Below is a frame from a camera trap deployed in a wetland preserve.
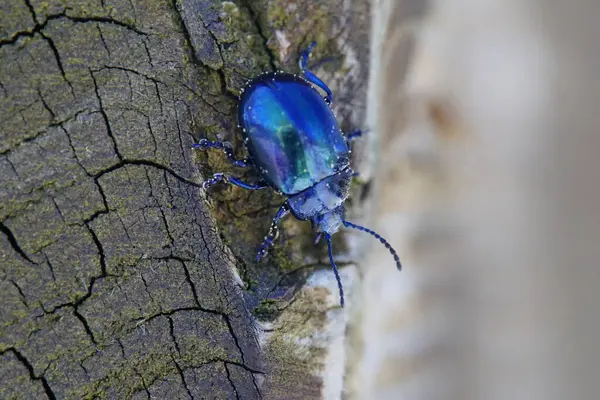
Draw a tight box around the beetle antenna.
[343,221,402,271]
[325,233,344,308]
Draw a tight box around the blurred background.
[348,0,600,399]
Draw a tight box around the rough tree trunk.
[0,0,370,398]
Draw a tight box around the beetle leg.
[202,173,268,191]
[299,41,333,105]
[192,139,249,168]
[256,203,290,261]
[345,129,364,143]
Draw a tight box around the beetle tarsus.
[345,129,365,142]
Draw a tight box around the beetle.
[193,42,401,307]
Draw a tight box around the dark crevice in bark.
[43,252,57,281]
[251,372,263,399]
[50,196,66,223]
[241,2,277,71]
[138,268,156,304]
[142,39,154,67]
[133,368,152,399]
[173,102,188,160]
[63,15,148,36]
[0,221,36,264]
[149,256,266,375]
[142,306,213,324]
[0,13,148,47]
[168,317,194,399]
[85,224,107,276]
[170,0,200,66]
[196,14,225,69]
[116,338,126,358]
[24,0,38,24]
[94,158,203,191]
[178,258,202,306]
[59,124,91,177]
[73,308,98,346]
[222,314,248,366]
[152,81,164,118]
[37,225,111,321]
[172,357,194,399]
[224,360,265,376]
[90,69,123,161]
[48,108,93,128]
[224,362,241,400]
[2,348,57,400]
[168,317,182,356]
[169,0,235,100]
[39,271,106,316]
[96,24,110,56]
[39,32,75,96]
[96,65,162,86]
[36,87,56,119]
[181,82,227,115]
[82,181,110,224]
[9,279,29,308]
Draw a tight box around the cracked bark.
[1,0,370,398]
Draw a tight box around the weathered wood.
[0,0,370,398]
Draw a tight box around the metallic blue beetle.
[193,43,401,307]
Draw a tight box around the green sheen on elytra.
[239,73,349,195]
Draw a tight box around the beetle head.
[312,205,345,236]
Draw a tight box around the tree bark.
[0,0,370,398]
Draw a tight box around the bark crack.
[73,308,98,346]
[9,279,29,308]
[90,69,123,161]
[167,316,194,398]
[0,221,36,264]
[23,0,38,24]
[39,32,75,96]
[241,1,277,71]
[96,24,111,56]
[94,159,202,189]
[1,348,57,400]
[224,362,241,400]
[0,13,148,47]
[37,87,56,119]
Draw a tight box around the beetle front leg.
[345,129,364,143]
[256,203,290,261]
[202,173,268,191]
[192,139,249,168]
[299,41,333,105]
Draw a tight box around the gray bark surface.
[0,0,369,398]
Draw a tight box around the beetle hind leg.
[299,41,333,105]
[192,138,249,168]
[256,204,290,261]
